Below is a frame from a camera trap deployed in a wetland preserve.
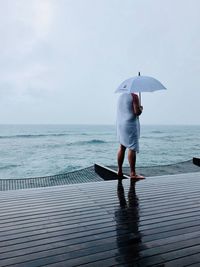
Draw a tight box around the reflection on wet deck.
[0,171,200,266]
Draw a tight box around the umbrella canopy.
[115,75,166,94]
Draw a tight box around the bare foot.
[117,170,124,177]
[130,174,145,179]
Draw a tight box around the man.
[116,93,144,179]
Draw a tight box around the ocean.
[0,124,199,179]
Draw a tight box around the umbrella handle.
[139,92,141,106]
[138,72,141,105]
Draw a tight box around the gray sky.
[0,0,200,125]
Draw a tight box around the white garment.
[116,93,140,152]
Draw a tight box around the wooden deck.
[1,171,200,266]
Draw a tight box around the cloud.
[0,0,55,99]
[0,0,200,124]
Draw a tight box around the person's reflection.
[115,178,141,264]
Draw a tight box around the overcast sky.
[0,0,199,125]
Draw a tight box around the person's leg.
[128,149,136,177]
[128,149,145,179]
[117,144,126,176]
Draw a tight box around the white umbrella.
[115,72,166,104]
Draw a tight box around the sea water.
[0,124,199,179]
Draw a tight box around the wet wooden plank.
[0,171,200,266]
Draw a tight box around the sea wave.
[68,139,107,146]
[0,164,20,170]
[150,130,163,134]
[87,139,106,144]
[0,133,72,139]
